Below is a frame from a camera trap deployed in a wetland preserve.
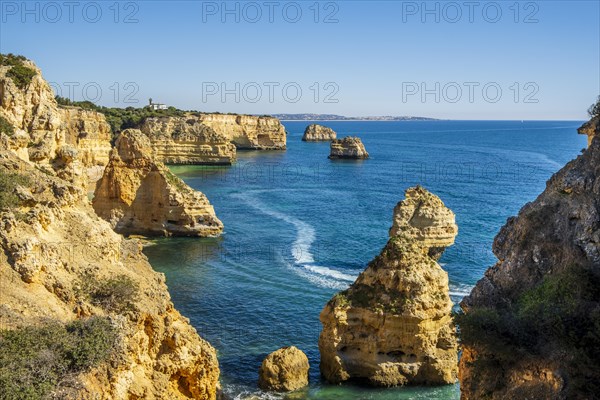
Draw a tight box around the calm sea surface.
[144,120,587,399]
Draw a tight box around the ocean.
[143,120,587,399]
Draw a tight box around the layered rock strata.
[93,129,223,237]
[0,56,112,189]
[197,113,286,150]
[319,186,458,387]
[302,124,336,141]
[139,117,236,164]
[328,136,369,159]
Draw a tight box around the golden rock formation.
[319,186,458,387]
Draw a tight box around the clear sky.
[1,0,599,119]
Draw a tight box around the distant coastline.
[271,114,438,121]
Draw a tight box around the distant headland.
[271,113,438,121]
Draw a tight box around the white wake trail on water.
[232,191,355,290]
[232,191,476,297]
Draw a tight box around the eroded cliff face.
[0,57,112,188]
[319,186,458,387]
[459,134,600,399]
[0,147,220,399]
[140,117,236,165]
[60,107,112,167]
[93,129,223,237]
[578,115,599,147]
[197,113,286,150]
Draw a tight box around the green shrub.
[0,53,36,89]
[0,171,30,209]
[457,266,600,397]
[0,317,116,400]
[0,53,27,67]
[76,274,139,314]
[6,64,36,89]
[588,95,600,118]
[0,115,15,136]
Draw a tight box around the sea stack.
[319,186,458,386]
[302,124,337,141]
[93,129,223,237]
[328,136,369,159]
[258,346,310,392]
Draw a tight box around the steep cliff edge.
[319,186,458,387]
[197,113,286,150]
[93,129,223,237]
[0,147,220,399]
[139,116,236,164]
[459,135,600,399]
[0,55,112,187]
[578,115,599,147]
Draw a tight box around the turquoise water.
[143,121,587,399]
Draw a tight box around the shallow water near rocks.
[143,120,586,399]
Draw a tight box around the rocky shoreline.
[1,54,599,399]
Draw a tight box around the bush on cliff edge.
[456,266,600,397]
[0,317,117,399]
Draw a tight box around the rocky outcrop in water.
[93,129,223,237]
[139,117,236,164]
[578,115,599,147]
[319,186,458,387]
[198,113,286,150]
[328,136,369,159]
[302,124,336,141]
[459,133,600,399]
[0,145,220,399]
[258,346,310,392]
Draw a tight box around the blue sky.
[1,0,599,119]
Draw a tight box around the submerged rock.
[328,136,369,159]
[302,124,337,141]
[258,346,310,392]
[93,129,223,237]
[319,186,458,387]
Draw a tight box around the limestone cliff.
[93,129,223,237]
[319,186,458,387]
[139,116,236,165]
[0,55,112,188]
[60,106,112,167]
[459,135,600,399]
[328,136,369,159]
[578,115,599,147]
[197,113,286,150]
[0,147,220,399]
[302,124,336,141]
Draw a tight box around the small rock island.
[258,346,310,392]
[319,186,458,386]
[328,136,369,159]
[302,124,337,141]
